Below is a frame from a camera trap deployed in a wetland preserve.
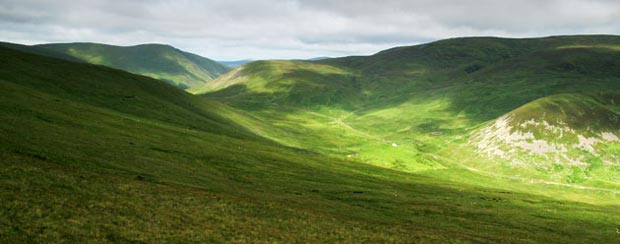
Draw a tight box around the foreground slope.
[32,42,230,89]
[2,46,620,242]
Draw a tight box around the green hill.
[196,35,620,113]
[31,42,230,89]
[189,60,361,109]
[3,36,620,242]
[0,36,620,243]
[193,35,620,181]
[467,94,620,183]
[0,42,83,62]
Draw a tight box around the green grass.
[26,42,230,89]
[3,35,620,243]
[195,35,620,184]
[461,93,620,187]
[190,35,620,236]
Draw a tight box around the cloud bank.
[1,0,619,59]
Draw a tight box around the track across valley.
[307,111,389,144]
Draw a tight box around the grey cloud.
[0,0,619,60]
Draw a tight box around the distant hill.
[31,42,230,89]
[218,59,252,68]
[188,60,358,107]
[219,58,332,68]
[307,56,331,61]
[196,35,620,114]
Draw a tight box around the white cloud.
[0,0,619,60]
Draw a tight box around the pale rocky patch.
[602,132,620,141]
[470,115,620,167]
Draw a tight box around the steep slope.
[33,42,230,89]
[468,94,620,184]
[0,47,251,139]
[3,45,620,242]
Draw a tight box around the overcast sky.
[1,0,619,60]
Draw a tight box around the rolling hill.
[196,35,620,112]
[194,35,620,184]
[468,94,620,183]
[29,42,230,89]
[3,35,620,242]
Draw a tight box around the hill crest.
[33,42,230,89]
[469,94,620,182]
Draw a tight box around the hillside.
[189,60,361,108]
[3,42,620,242]
[32,42,230,89]
[467,94,620,184]
[197,35,620,113]
[194,35,620,183]
[0,42,83,62]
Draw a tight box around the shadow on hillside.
[204,46,620,127]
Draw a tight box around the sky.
[1,0,619,60]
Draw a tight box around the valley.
[2,35,620,243]
[196,36,620,189]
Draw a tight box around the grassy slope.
[197,35,620,114]
[2,45,620,242]
[189,60,359,107]
[462,94,620,187]
[193,35,620,184]
[0,42,83,63]
[32,42,230,89]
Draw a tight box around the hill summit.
[34,42,230,89]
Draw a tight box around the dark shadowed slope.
[197,35,620,117]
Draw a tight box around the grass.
[461,93,620,187]
[195,35,620,184]
[29,42,230,89]
[2,35,620,242]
